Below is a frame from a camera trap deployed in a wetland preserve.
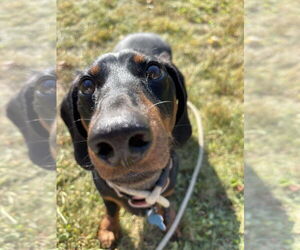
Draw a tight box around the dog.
[6,69,56,170]
[60,33,192,248]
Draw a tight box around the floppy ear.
[165,63,192,146]
[60,85,94,170]
[6,85,55,169]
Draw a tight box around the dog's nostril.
[97,142,114,160]
[129,133,150,152]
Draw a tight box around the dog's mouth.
[129,196,151,208]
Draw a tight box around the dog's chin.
[110,169,163,190]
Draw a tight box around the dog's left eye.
[37,79,56,95]
[80,79,95,95]
[146,65,162,80]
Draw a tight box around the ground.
[245,0,300,249]
[57,0,243,249]
[0,0,56,249]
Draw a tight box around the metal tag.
[147,209,166,231]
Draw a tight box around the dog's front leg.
[158,205,182,240]
[98,199,121,249]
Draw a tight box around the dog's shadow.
[117,137,241,250]
[245,165,294,249]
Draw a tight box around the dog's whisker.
[121,157,131,169]
[25,118,55,123]
[76,139,88,143]
[147,100,173,112]
[77,154,91,163]
[70,118,91,126]
[122,159,127,168]
[120,159,126,168]
[60,119,91,131]
[73,139,88,144]
[126,158,132,168]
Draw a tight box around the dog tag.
[147,209,166,231]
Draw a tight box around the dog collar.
[106,159,173,208]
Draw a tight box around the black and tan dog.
[6,69,56,170]
[61,33,192,248]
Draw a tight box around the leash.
[156,101,204,250]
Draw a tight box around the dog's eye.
[37,79,56,95]
[80,79,95,95]
[146,65,162,80]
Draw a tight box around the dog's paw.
[98,215,120,249]
[98,229,117,249]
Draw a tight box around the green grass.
[57,0,243,249]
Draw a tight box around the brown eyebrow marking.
[89,65,101,75]
[133,54,145,63]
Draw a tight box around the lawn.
[245,0,300,249]
[0,0,56,249]
[57,0,243,249]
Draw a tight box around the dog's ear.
[60,84,94,170]
[6,85,55,169]
[165,63,192,146]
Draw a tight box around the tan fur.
[98,213,120,249]
[81,119,89,131]
[98,196,122,248]
[133,54,145,63]
[111,170,162,189]
[89,65,101,75]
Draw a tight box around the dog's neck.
[106,159,173,208]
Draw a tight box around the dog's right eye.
[79,79,95,95]
[146,65,162,80]
[37,79,56,95]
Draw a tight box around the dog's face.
[61,50,191,189]
[6,70,56,169]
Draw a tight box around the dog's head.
[61,50,191,188]
[6,69,56,169]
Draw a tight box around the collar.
[106,159,173,209]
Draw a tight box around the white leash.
[156,101,204,250]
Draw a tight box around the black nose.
[88,114,152,167]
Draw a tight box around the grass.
[57,0,243,249]
[245,0,300,249]
[0,0,56,249]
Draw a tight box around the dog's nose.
[88,114,152,166]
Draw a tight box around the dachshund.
[60,33,192,248]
